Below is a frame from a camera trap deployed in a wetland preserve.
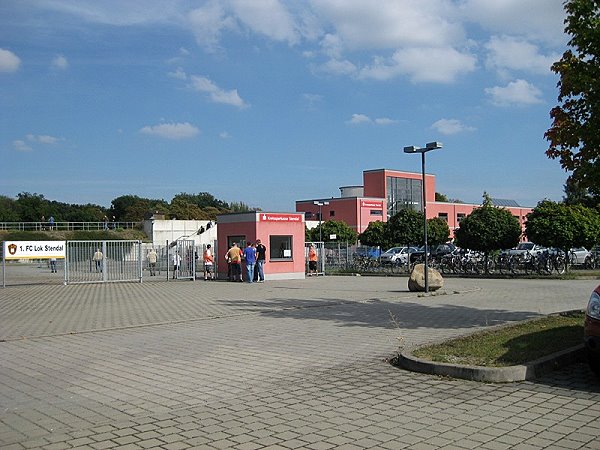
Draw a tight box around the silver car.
[380,246,417,265]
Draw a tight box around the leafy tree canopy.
[545,0,600,201]
[386,208,424,247]
[308,220,358,243]
[427,217,451,247]
[454,193,522,253]
[525,200,600,251]
[358,220,389,249]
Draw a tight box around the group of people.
[225,240,266,283]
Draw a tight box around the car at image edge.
[584,284,600,376]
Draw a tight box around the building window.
[227,235,246,248]
[305,212,314,219]
[370,210,383,216]
[329,210,335,217]
[438,212,448,222]
[457,213,466,223]
[386,176,422,219]
[270,235,293,260]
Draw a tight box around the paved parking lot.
[1,275,599,449]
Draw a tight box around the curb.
[394,344,586,383]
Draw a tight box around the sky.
[0,0,570,211]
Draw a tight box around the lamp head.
[403,145,420,153]
[426,141,443,150]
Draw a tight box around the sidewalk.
[1,277,599,449]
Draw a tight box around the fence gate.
[65,240,142,284]
[168,240,195,280]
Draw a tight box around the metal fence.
[0,221,141,231]
[65,240,142,284]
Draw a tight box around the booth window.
[457,213,466,223]
[438,212,448,223]
[370,210,383,216]
[329,210,335,217]
[270,235,293,260]
[227,235,246,249]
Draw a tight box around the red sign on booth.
[361,201,383,208]
[259,213,303,222]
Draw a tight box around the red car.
[584,285,600,376]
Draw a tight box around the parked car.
[569,247,590,265]
[502,242,545,257]
[353,246,381,260]
[410,243,457,263]
[584,285,600,376]
[380,246,418,265]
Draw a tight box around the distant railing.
[0,221,142,231]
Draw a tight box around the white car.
[569,247,590,265]
[380,246,417,265]
[503,242,545,257]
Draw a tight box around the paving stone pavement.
[1,275,599,449]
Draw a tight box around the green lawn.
[412,311,585,367]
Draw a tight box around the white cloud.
[219,131,231,139]
[485,79,544,106]
[188,0,301,52]
[485,35,559,75]
[189,75,249,108]
[168,67,187,80]
[374,117,398,125]
[431,118,476,135]
[140,122,200,139]
[13,140,32,152]
[346,114,398,125]
[51,54,69,70]
[315,58,357,76]
[458,0,567,45]
[347,114,372,124]
[0,48,21,72]
[312,0,465,51]
[359,47,477,83]
[27,134,61,144]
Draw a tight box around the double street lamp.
[403,141,443,293]
[313,200,329,242]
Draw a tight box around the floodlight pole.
[313,201,329,242]
[403,142,443,293]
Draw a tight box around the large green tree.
[358,220,389,249]
[308,220,358,243]
[545,0,600,201]
[525,200,600,256]
[386,209,424,247]
[427,217,451,247]
[454,194,522,269]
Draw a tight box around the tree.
[454,194,522,271]
[435,192,449,202]
[16,192,49,221]
[525,200,600,266]
[545,0,600,200]
[309,220,358,243]
[0,195,19,221]
[358,221,389,249]
[427,217,450,247]
[386,209,424,247]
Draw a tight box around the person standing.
[147,248,158,276]
[93,248,103,272]
[48,216,55,230]
[254,239,266,282]
[172,251,181,279]
[243,242,257,283]
[203,244,214,280]
[226,242,243,282]
[49,257,57,273]
[308,244,318,276]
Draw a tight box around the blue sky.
[1,0,569,211]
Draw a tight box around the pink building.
[296,169,532,238]
[216,212,306,280]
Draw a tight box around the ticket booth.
[216,212,306,280]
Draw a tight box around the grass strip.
[412,311,585,367]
